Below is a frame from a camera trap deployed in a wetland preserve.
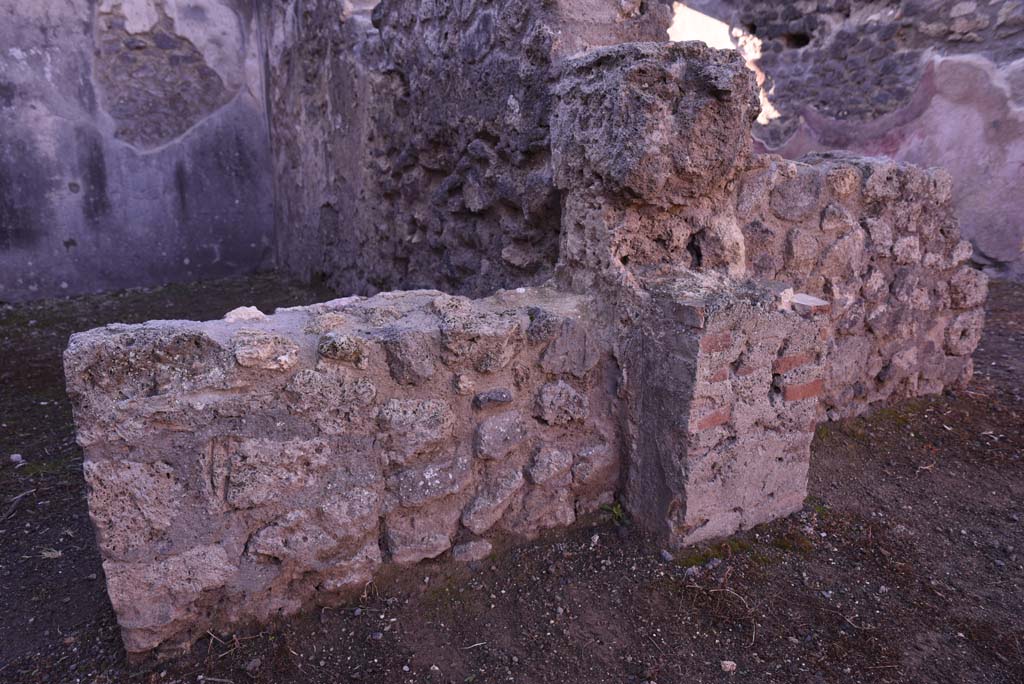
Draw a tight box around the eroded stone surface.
[265,0,675,298]
[553,42,988,420]
[67,286,614,654]
[65,38,987,658]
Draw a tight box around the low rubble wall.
[65,287,619,653]
[736,153,987,417]
[64,40,987,657]
[65,272,827,655]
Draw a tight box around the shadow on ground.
[1,276,1021,684]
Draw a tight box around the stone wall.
[64,287,619,653]
[64,265,830,655]
[64,40,987,657]
[683,0,1024,280]
[550,41,985,419]
[264,0,675,297]
[0,0,274,302]
[735,153,984,417]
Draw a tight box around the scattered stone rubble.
[65,40,986,657]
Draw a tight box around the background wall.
[5,0,1016,303]
[0,0,274,303]
[682,0,1024,280]
[264,0,674,299]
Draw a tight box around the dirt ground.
[1,275,1021,684]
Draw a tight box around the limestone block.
[223,438,331,509]
[452,539,493,562]
[104,545,236,653]
[387,454,474,508]
[462,466,526,534]
[572,443,620,514]
[385,500,464,565]
[377,399,454,465]
[526,446,573,485]
[83,459,184,558]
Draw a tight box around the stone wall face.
[684,0,1024,280]
[735,152,985,417]
[264,0,674,297]
[64,266,827,657]
[0,0,274,302]
[64,39,987,657]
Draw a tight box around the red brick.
[772,352,814,375]
[699,332,732,353]
[696,406,732,431]
[735,364,759,377]
[708,367,729,383]
[782,378,825,402]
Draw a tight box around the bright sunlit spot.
[667,2,733,48]
[668,2,781,124]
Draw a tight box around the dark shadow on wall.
[0,0,276,303]
[75,127,112,228]
[0,136,54,251]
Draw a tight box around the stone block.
[621,271,824,548]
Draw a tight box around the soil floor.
[0,274,1021,684]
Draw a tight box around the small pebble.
[660,549,674,562]
[721,660,737,673]
[370,631,383,640]
[452,539,493,562]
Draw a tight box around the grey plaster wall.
[0,0,274,303]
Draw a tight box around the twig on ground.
[842,614,872,631]
[709,587,750,611]
[4,488,36,519]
